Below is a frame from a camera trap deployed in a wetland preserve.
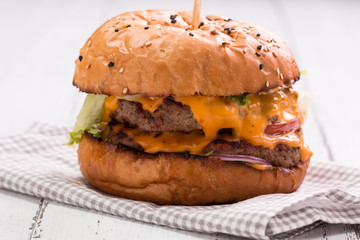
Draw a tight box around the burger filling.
[69,87,312,169]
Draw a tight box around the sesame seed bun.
[73,10,300,97]
[78,135,309,205]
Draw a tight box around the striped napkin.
[0,123,359,239]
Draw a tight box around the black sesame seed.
[154,133,162,138]
[108,61,115,67]
[231,28,236,30]
[206,16,212,21]
[256,32,261,37]
[259,63,264,70]
[144,26,149,30]
[171,19,177,24]
[226,29,231,34]
[268,38,273,42]
[224,18,232,22]
[115,29,119,32]
[185,28,189,31]
[257,45,262,50]
[78,56,83,62]
[198,22,204,28]
[222,42,227,45]
[126,24,131,28]
[255,52,261,57]
[170,14,177,20]
[189,32,194,37]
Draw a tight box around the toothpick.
[191,0,202,30]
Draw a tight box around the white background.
[0,0,359,239]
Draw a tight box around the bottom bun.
[78,135,310,205]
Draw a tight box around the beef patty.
[108,129,301,168]
[108,98,301,168]
[110,97,201,133]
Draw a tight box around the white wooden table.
[1,0,359,239]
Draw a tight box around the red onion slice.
[208,154,271,165]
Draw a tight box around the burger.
[69,10,312,205]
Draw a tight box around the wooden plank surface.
[0,0,359,239]
[0,189,42,240]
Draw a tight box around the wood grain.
[0,189,42,240]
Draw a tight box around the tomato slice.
[264,117,300,136]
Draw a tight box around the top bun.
[73,10,300,97]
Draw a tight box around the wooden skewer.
[191,0,202,30]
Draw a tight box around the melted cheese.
[101,96,119,122]
[102,89,312,162]
[133,96,163,113]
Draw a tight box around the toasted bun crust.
[73,10,300,97]
[78,135,310,205]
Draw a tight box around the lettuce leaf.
[300,70,308,76]
[67,94,106,145]
[231,94,251,106]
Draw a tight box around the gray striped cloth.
[0,123,359,239]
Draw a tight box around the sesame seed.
[126,24,131,28]
[119,68,124,73]
[206,16,212,21]
[267,38,273,43]
[188,32,194,37]
[266,81,269,87]
[210,30,218,35]
[171,19,177,24]
[86,64,91,69]
[115,29,119,32]
[145,41,152,46]
[243,28,250,33]
[280,73,284,80]
[78,56,83,62]
[108,61,114,67]
[170,14,177,20]
[224,18,232,22]
[144,26,149,30]
[264,45,269,52]
[256,32,261,37]
[222,42,227,45]
[277,68,280,75]
[257,45,262,50]
[123,88,128,94]
[243,48,247,53]
[231,28,236,31]
[259,64,264,70]
[231,38,236,42]
[272,52,278,57]
[155,24,162,29]
[255,52,261,57]
[198,22,204,28]
[185,28,189,31]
